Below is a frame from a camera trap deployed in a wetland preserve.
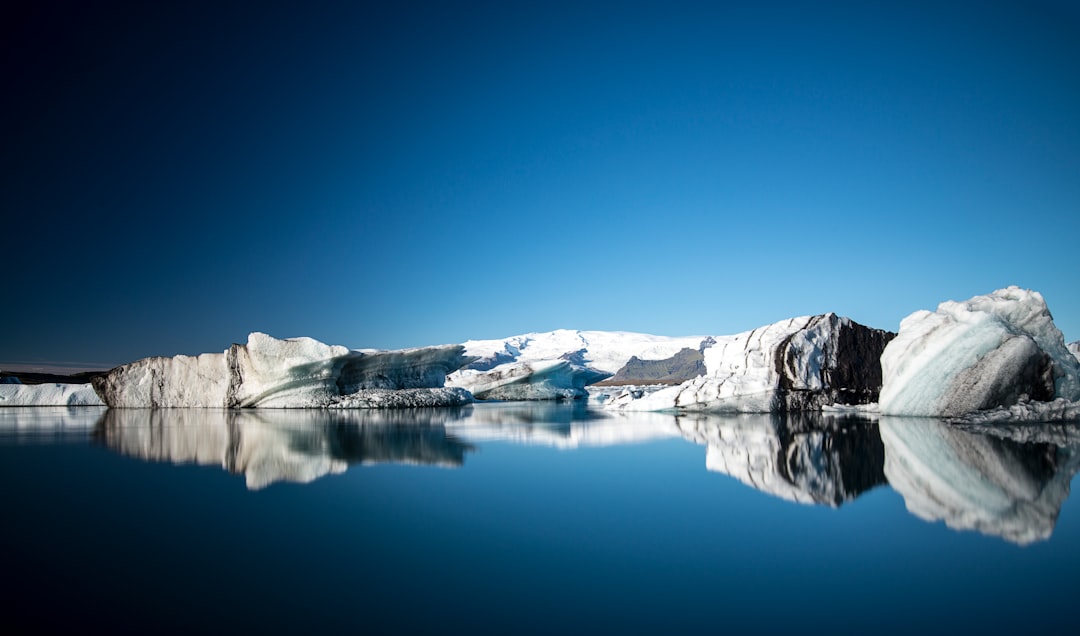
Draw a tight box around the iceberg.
[879,287,1080,418]
[879,416,1080,544]
[447,329,710,400]
[606,314,894,412]
[91,332,473,408]
[1069,340,1080,363]
[0,382,105,406]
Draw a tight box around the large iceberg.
[447,329,709,400]
[606,314,894,412]
[92,332,473,408]
[879,287,1080,418]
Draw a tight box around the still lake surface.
[3,403,1079,634]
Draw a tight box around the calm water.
[2,403,1079,634]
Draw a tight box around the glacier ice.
[879,287,1080,418]
[447,329,709,400]
[91,332,473,408]
[606,313,894,412]
[0,382,105,406]
[879,416,1080,544]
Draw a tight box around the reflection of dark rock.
[879,416,1080,545]
[94,408,474,489]
[676,412,886,506]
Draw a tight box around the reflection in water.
[447,402,683,448]
[95,408,475,489]
[677,413,886,506]
[879,416,1080,545]
[0,406,104,444]
[4,405,1080,543]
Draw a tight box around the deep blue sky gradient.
[3,0,1079,369]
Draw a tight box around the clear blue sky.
[3,0,1079,370]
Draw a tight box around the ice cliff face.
[447,329,709,400]
[677,413,886,506]
[879,416,1080,545]
[1069,341,1080,363]
[92,332,472,408]
[607,314,894,412]
[879,287,1080,418]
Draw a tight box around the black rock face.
[775,314,896,411]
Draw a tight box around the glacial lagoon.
[3,403,1079,633]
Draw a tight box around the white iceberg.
[606,314,893,412]
[448,329,709,400]
[92,332,473,408]
[0,382,105,406]
[879,287,1080,418]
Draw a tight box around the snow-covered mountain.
[447,329,710,400]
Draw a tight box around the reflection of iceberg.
[444,402,682,448]
[96,408,475,489]
[0,406,104,443]
[879,416,1080,545]
[677,413,886,506]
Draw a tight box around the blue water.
[2,404,1078,634]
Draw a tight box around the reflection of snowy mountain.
[676,413,886,506]
[444,402,683,448]
[96,408,474,489]
[879,416,1080,545]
